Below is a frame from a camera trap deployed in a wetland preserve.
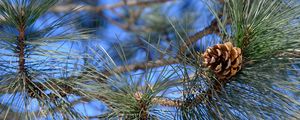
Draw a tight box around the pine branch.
[177,19,219,56]
[277,50,300,57]
[152,97,182,107]
[96,19,223,80]
[17,22,26,74]
[50,0,175,12]
[101,59,179,77]
[176,0,227,56]
[131,74,225,108]
[0,59,179,95]
[28,18,224,104]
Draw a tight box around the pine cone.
[202,42,242,80]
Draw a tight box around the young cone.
[202,42,242,80]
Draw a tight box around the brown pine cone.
[202,42,242,80]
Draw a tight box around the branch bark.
[17,20,26,74]
[18,28,26,73]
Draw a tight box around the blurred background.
[55,0,217,117]
[1,0,299,119]
[45,0,221,118]
[0,0,223,119]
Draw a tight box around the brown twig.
[17,11,26,74]
[152,97,182,107]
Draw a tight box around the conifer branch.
[50,0,175,12]
[96,18,223,80]
[177,19,219,56]
[125,72,226,108]
[101,59,179,77]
